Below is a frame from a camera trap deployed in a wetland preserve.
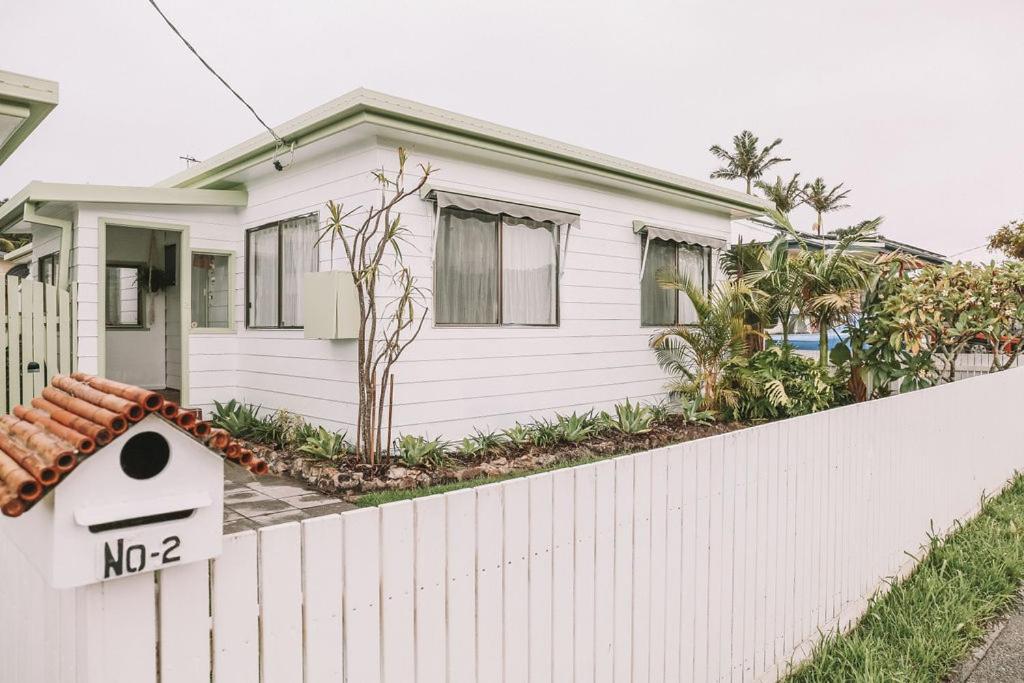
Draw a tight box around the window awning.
[632,220,727,249]
[426,188,580,227]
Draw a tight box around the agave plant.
[555,411,601,443]
[297,427,350,460]
[502,423,532,448]
[395,435,450,469]
[601,399,655,435]
[529,418,564,447]
[210,400,263,438]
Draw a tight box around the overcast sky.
[2,1,1022,259]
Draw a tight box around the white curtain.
[641,238,677,326]
[502,217,557,325]
[435,208,499,324]
[678,244,706,325]
[281,215,319,327]
[248,226,279,327]
[192,253,229,328]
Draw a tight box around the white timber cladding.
[63,134,732,437]
[0,368,1022,681]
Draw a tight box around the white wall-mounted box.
[303,271,359,340]
[0,414,223,588]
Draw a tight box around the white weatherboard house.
[0,90,768,438]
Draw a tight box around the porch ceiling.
[0,70,58,166]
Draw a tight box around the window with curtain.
[435,208,558,326]
[246,213,319,328]
[191,252,231,329]
[38,252,59,286]
[106,265,143,328]
[640,238,710,326]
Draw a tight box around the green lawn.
[786,473,1024,682]
[354,454,604,507]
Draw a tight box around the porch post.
[23,202,72,292]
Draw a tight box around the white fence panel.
[2,368,1024,682]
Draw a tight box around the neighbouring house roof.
[737,217,948,265]
[0,70,58,166]
[156,88,770,217]
[0,373,264,518]
[0,181,248,233]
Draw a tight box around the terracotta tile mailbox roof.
[0,373,266,518]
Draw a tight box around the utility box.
[1,414,224,588]
[303,271,359,340]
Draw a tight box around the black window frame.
[433,207,561,328]
[105,262,146,330]
[244,212,319,330]
[639,236,714,328]
[38,251,59,286]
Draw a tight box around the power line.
[146,0,285,146]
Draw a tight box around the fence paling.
[1,367,1022,683]
[0,278,75,414]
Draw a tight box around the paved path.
[952,599,1024,682]
[222,461,356,533]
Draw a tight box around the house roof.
[0,70,58,166]
[739,217,948,265]
[0,373,265,518]
[155,88,770,217]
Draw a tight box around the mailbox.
[0,373,262,588]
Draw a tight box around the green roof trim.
[0,70,58,166]
[156,89,769,216]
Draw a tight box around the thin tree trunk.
[819,321,829,367]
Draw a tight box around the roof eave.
[156,90,769,217]
[0,71,59,166]
[0,182,248,232]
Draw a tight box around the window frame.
[639,236,714,328]
[37,251,58,286]
[104,262,146,330]
[244,212,319,330]
[189,249,236,334]
[433,207,561,328]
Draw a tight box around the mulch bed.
[241,416,749,502]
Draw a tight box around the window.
[640,238,710,326]
[191,252,231,330]
[38,252,58,286]
[246,213,319,328]
[434,207,559,325]
[106,265,144,328]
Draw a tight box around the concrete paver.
[222,461,356,532]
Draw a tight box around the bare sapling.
[318,148,434,462]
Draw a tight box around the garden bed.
[238,416,746,504]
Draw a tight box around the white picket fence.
[1,367,1023,683]
[950,352,1021,382]
[0,275,75,411]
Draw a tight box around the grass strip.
[355,454,605,507]
[787,473,1024,682]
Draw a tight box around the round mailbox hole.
[120,431,170,480]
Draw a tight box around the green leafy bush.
[724,344,851,421]
[296,427,350,461]
[601,399,655,435]
[211,400,263,438]
[396,435,450,468]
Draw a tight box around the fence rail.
[1,367,1022,682]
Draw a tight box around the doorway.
[100,220,189,405]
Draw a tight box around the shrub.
[395,435,449,469]
[724,344,850,421]
[296,427,350,461]
[211,400,263,438]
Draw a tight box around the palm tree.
[709,131,789,195]
[724,234,801,345]
[778,210,879,365]
[649,276,754,412]
[801,178,851,234]
[754,173,804,215]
